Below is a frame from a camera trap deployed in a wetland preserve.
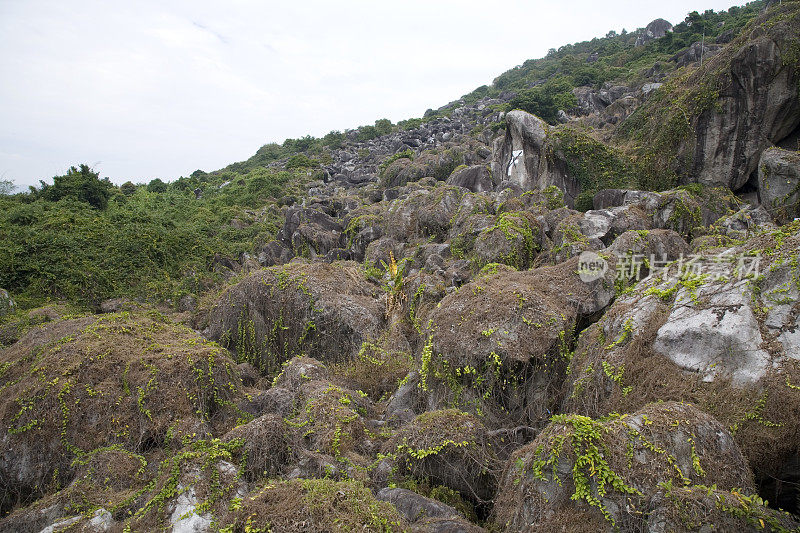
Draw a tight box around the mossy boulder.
[494,402,755,532]
[205,261,383,375]
[0,312,243,514]
[563,225,800,513]
[217,478,409,532]
[424,255,616,426]
[386,410,500,504]
[473,211,542,270]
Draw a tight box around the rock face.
[692,31,800,190]
[494,402,754,531]
[491,110,581,206]
[635,18,673,47]
[678,8,799,191]
[759,147,800,224]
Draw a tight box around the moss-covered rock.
[424,254,616,426]
[0,312,243,513]
[494,402,755,532]
[387,409,500,504]
[218,478,409,532]
[205,261,383,375]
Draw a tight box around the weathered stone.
[758,147,800,224]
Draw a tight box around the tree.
[44,164,113,209]
[507,78,577,124]
[120,181,137,196]
[147,178,168,193]
[374,118,393,136]
[0,179,15,195]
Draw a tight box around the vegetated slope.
[2,1,800,532]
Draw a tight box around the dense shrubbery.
[0,165,305,308]
[35,164,114,209]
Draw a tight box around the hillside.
[1,1,800,531]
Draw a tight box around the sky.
[0,0,745,188]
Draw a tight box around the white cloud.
[0,0,744,187]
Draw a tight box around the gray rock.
[653,276,772,386]
[257,240,293,267]
[758,147,800,224]
[445,165,493,193]
[635,18,673,47]
[671,41,722,68]
[0,289,14,318]
[641,82,663,96]
[688,32,800,190]
[491,110,581,207]
[377,487,461,523]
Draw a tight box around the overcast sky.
[1,0,744,188]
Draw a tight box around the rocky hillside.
[1,1,800,532]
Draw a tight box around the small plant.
[381,252,409,319]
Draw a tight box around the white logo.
[577,251,608,283]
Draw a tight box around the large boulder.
[0,313,243,514]
[759,147,800,224]
[562,226,800,512]
[491,111,581,206]
[204,261,384,374]
[446,165,494,193]
[635,18,673,47]
[424,254,616,426]
[494,402,755,532]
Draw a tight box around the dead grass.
[217,478,409,532]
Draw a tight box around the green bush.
[40,165,114,210]
[146,178,168,193]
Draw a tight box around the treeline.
[0,164,308,308]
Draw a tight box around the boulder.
[446,165,494,193]
[386,410,499,504]
[0,313,242,514]
[472,211,542,270]
[221,414,298,481]
[205,261,383,374]
[562,228,800,511]
[491,110,581,206]
[758,147,800,224]
[494,402,754,531]
[377,487,462,523]
[635,18,673,47]
[425,254,616,425]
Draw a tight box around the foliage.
[37,165,114,210]
[507,77,577,124]
[0,164,301,307]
